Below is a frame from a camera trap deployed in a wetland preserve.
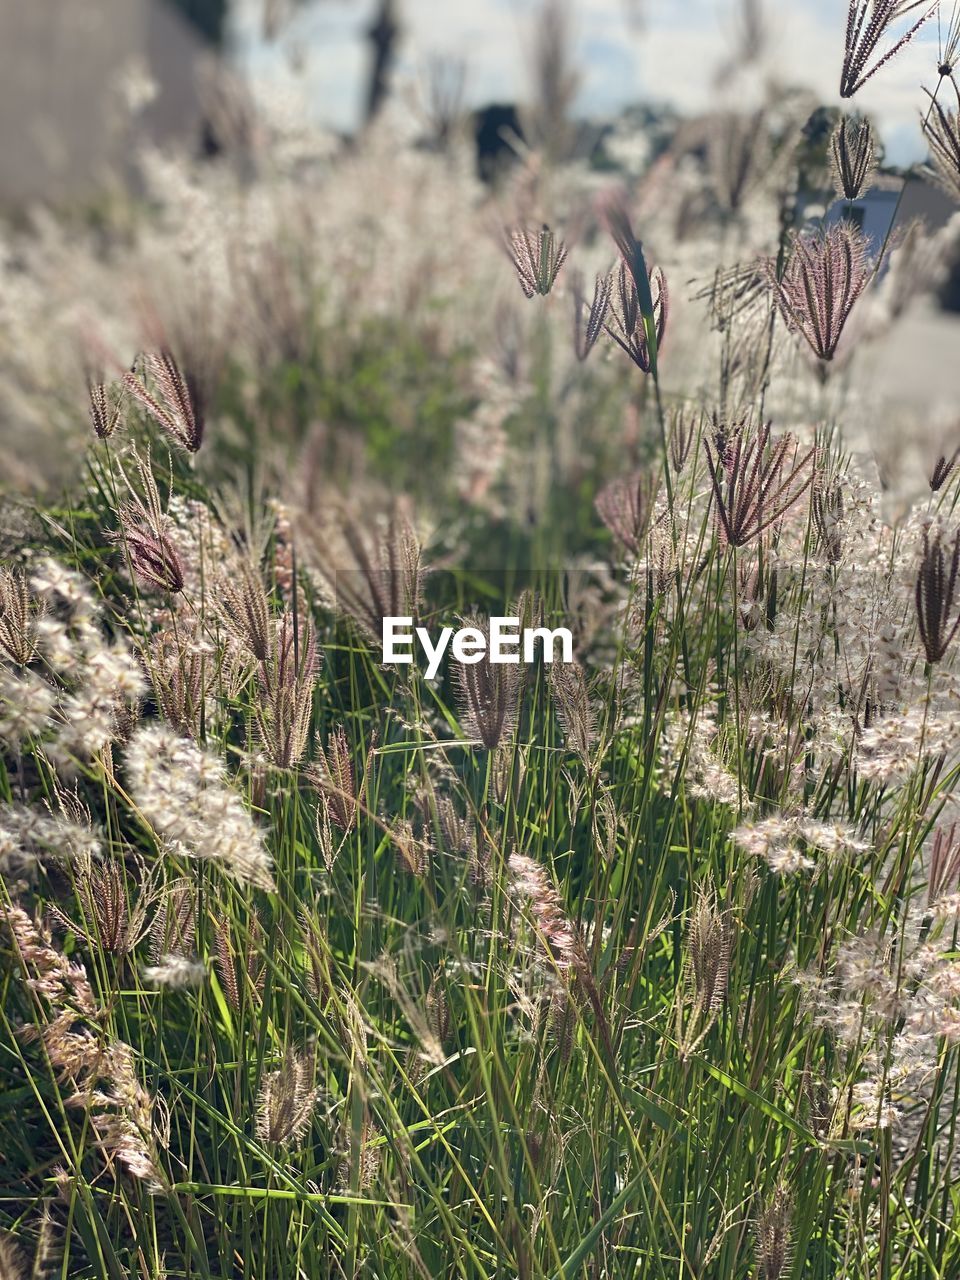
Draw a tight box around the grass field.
[3,3,960,1277]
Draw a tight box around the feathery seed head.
[111,450,186,593]
[571,269,612,360]
[453,614,520,750]
[704,422,815,548]
[0,569,43,667]
[601,194,668,375]
[115,508,185,594]
[506,224,568,298]
[770,222,870,363]
[756,1183,793,1279]
[149,882,197,962]
[216,562,272,661]
[930,444,960,491]
[311,724,374,834]
[86,374,124,441]
[812,467,846,564]
[841,1,936,98]
[325,509,425,645]
[688,887,731,1020]
[255,1049,321,1149]
[213,911,266,1012]
[123,349,204,453]
[678,885,732,1058]
[548,660,595,765]
[508,851,582,979]
[255,612,319,769]
[922,80,960,202]
[426,969,451,1047]
[48,852,157,957]
[668,409,698,474]
[390,816,431,878]
[125,724,275,891]
[594,469,657,555]
[147,631,209,739]
[142,954,205,989]
[0,1232,28,1280]
[915,522,960,663]
[605,259,669,374]
[929,822,960,905]
[830,114,877,200]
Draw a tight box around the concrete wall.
[0,0,207,209]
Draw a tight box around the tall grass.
[3,3,960,1277]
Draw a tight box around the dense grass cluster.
[4,2,960,1277]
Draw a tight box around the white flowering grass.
[5,39,960,1280]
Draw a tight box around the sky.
[232,0,959,165]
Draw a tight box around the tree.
[164,0,230,45]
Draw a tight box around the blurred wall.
[0,0,208,210]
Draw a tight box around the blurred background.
[3,0,956,206]
[0,0,958,519]
[233,0,955,164]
